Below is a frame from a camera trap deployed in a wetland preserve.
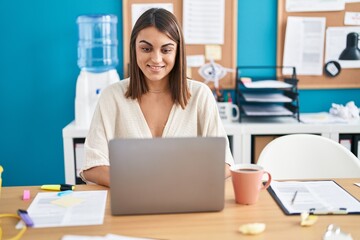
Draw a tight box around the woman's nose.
[151,50,162,63]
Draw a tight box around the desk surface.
[1,179,359,240]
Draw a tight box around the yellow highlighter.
[41,184,75,191]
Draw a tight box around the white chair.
[257,134,360,180]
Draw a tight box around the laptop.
[109,137,226,215]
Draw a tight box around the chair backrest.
[257,134,360,180]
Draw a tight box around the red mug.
[230,164,272,205]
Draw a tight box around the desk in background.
[1,178,359,239]
[63,117,360,185]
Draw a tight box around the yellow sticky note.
[205,45,222,60]
[51,196,84,207]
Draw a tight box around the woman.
[80,8,233,187]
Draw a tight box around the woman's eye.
[162,48,173,54]
[141,47,151,52]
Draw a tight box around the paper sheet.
[286,0,345,12]
[300,112,349,124]
[325,27,360,68]
[282,16,326,76]
[186,55,205,67]
[242,93,292,102]
[243,80,293,89]
[18,190,107,228]
[62,233,154,240]
[269,181,360,215]
[242,105,293,116]
[344,12,360,25]
[131,4,174,27]
[183,0,224,44]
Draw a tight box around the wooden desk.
[1,179,359,240]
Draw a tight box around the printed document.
[183,0,224,44]
[282,17,326,76]
[17,190,107,228]
[325,27,360,69]
[269,181,360,215]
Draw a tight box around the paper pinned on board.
[282,17,326,76]
[325,27,360,69]
[286,0,345,12]
[344,12,360,25]
[131,3,173,27]
[183,0,225,44]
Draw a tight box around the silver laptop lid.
[109,137,226,215]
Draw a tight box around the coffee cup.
[217,102,240,123]
[230,164,272,205]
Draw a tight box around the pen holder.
[217,102,240,123]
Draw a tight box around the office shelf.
[235,66,300,122]
[63,118,360,184]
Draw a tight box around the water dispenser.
[75,14,120,128]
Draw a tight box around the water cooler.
[75,14,120,128]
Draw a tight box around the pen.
[309,208,348,215]
[41,184,75,191]
[291,191,298,205]
[17,209,34,227]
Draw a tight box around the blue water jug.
[77,14,118,73]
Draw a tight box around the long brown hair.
[125,8,190,109]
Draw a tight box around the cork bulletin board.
[122,0,238,89]
[276,0,360,89]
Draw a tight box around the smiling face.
[135,26,177,84]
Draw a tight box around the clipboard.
[268,180,360,215]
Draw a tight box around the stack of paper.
[242,80,293,89]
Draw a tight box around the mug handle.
[231,104,240,121]
[261,171,272,190]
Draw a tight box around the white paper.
[345,12,360,25]
[186,55,205,67]
[20,190,107,228]
[243,80,293,89]
[282,17,326,76]
[300,112,349,124]
[242,105,293,116]
[286,0,345,12]
[325,27,360,68]
[242,93,292,102]
[270,181,360,214]
[62,233,154,240]
[183,0,224,44]
[131,4,173,27]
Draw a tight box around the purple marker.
[17,209,34,227]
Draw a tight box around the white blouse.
[80,78,234,176]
